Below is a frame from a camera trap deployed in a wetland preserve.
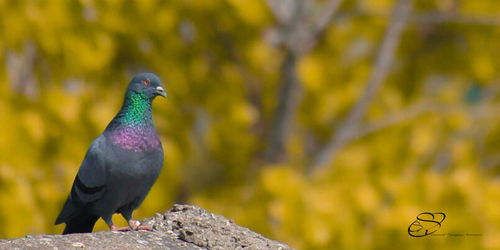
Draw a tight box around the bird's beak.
[156,86,167,97]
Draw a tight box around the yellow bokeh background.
[1,0,500,249]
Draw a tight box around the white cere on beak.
[156,86,167,97]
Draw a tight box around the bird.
[55,72,167,234]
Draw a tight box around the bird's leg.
[121,210,152,231]
[128,219,152,231]
[104,215,131,232]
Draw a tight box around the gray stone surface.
[0,204,292,250]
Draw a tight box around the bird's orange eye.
[143,80,150,85]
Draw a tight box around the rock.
[0,204,293,250]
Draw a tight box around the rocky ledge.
[0,204,292,250]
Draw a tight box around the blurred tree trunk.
[264,0,344,162]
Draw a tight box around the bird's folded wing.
[71,135,108,203]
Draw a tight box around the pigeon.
[55,73,167,234]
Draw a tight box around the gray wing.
[70,135,108,203]
[55,135,109,224]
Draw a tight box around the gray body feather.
[55,134,163,233]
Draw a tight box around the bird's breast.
[107,127,161,153]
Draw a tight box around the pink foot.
[136,225,152,231]
[110,224,131,232]
[129,220,152,231]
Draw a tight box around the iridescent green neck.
[113,91,153,128]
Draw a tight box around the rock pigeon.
[55,73,167,234]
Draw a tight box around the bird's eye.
[143,80,150,86]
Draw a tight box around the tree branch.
[313,0,344,35]
[332,9,500,27]
[354,101,430,140]
[311,0,413,174]
[412,12,500,26]
[265,0,300,26]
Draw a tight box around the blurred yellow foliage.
[0,1,500,250]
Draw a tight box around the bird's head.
[127,72,167,100]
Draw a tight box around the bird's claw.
[108,221,152,232]
[129,220,152,231]
[110,224,132,232]
[136,225,153,231]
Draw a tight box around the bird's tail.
[62,211,99,234]
[55,199,99,234]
